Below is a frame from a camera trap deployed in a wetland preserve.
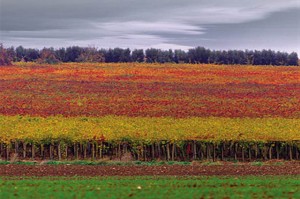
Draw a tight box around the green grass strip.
[0,176,299,199]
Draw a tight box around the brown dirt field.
[1,162,300,176]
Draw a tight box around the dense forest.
[0,44,299,66]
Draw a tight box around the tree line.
[1,44,299,66]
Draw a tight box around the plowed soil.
[1,162,300,176]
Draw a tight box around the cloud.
[0,0,299,53]
[98,21,204,36]
[2,0,299,30]
[173,0,300,24]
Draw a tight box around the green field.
[0,176,299,199]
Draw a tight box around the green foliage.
[0,161,10,165]
[251,161,264,166]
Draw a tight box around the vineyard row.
[1,140,299,162]
[1,116,299,142]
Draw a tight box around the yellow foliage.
[0,115,299,143]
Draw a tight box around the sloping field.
[0,63,299,118]
[0,63,299,161]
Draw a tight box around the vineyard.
[0,62,299,161]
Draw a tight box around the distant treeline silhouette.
[1,44,299,66]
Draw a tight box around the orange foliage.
[0,63,299,118]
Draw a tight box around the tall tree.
[25,48,40,62]
[287,52,299,66]
[0,44,13,65]
[76,47,105,63]
[5,47,16,62]
[145,48,159,63]
[120,48,131,62]
[55,48,67,62]
[188,47,210,64]
[15,46,26,61]
[174,49,188,63]
[37,48,60,64]
[65,46,82,62]
[131,49,144,62]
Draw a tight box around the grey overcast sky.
[0,0,299,54]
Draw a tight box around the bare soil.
[1,162,300,176]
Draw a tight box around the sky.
[0,0,300,54]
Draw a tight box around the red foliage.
[0,63,299,118]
